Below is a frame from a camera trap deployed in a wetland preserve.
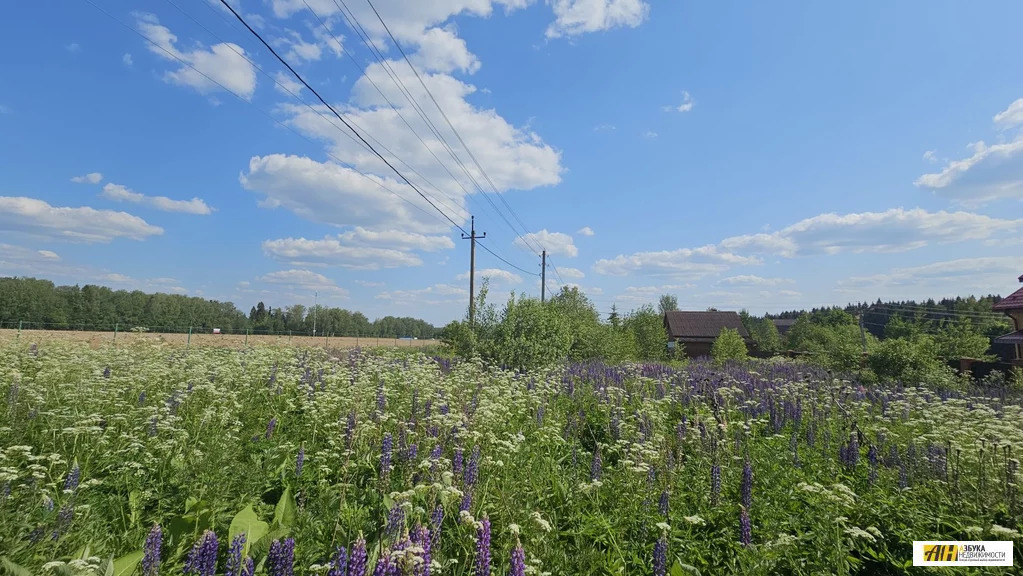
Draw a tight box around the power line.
[215,0,467,233]
[363,0,547,257]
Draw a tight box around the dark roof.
[993,286,1023,311]
[664,311,751,341]
[772,318,797,335]
[994,330,1023,344]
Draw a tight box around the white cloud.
[276,29,324,64]
[456,268,523,284]
[135,13,257,99]
[122,53,134,67]
[643,131,658,138]
[273,70,304,96]
[594,246,760,278]
[593,124,616,132]
[993,98,1023,129]
[576,226,595,236]
[356,280,386,288]
[71,172,103,184]
[663,91,694,113]
[514,229,577,257]
[262,236,425,269]
[615,284,695,305]
[547,0,650,38]
[915,137,1023,205]
[922,150,937,163]
[718,275,794,287]
[376,283,468,305]
[101,183,213,215]
[412,26,480,74]
[259,269,348,296]
[836,257,1023,300]
[555,266,585,279]
[719,208,1022,257]
[0,196,163,243]
[0,244,62,267]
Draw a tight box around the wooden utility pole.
[461,216,485,326]
[541,250,547,303]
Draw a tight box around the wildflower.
[184,530,218,576]
[266,418,277,440]
[652,532,668,576]
[412,525,432,576]
[327,546,347,576]
[474,515,491,576]
[508,538,525,576]
[57,504,74,533]
[387,504,406,540]
[103,366,111,378]
[741,460,753,510]
[430,504,444,548]
[590,447,602,482]
[460,488,473,513]
[64,463,81,493]
[739,507,752,546]
[142,524,162,576]
[658,490,669,517]
[453,447,464,477]
[138,391,146,406]
[226,534,246,576]
[296,445,305,478]
[710,463,721,505]
[345,410,357,450]
[381,433,394,477]
[241,557,254,576]
[348,536,368,576]
[371,549,391,576]
[148,416,158,437]
[268,538,295,576]
[465,446,481,487]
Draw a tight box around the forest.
[0,277,440,338]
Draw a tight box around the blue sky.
[2,0,1023,326]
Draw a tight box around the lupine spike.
[474,515,491,576]
[652,533,668,576]
[348,536,368,576]
[508,539,525,576]
[184,530,218,576]
[225,534,246,576]
[142,523,162,576]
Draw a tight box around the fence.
[0,320,441,349]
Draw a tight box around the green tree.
[623,305,666,361]
[740,311,782,356]
[658,294,678,315]
[712,327,748,365]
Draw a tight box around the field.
[0,329,439,350]
[1,338,1021,575]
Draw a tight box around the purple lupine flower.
[741,460,753,510]
[64,463,81,492]
[453,447,464,478]
[412,525,432,576]
[710,463,721,505]
[327,546,348,576]
[381,433,394,477]
[653,533,668,576]
[184,530,219,576]
[739,507,752,546]
[536,404,545,426]
[266,418,278,440]
[590,447,602,482]
[226,534,246,576]
[371,550,391,576]
[148,416,158,437]
[43,495,54,511]
[57,504,74,533]
[268,538,295,576]
[377,381,387,413]
[387,504,406,540]
[349,536,368,576]
[430,504,444,549]
[658,490,669,517]
[295,445,305,478]
[465,446,481,487]
[508,539,525,576]
[143,524,162,576]
[407,443,419,462]
[474,516,491,576]
[398,427,409,462]
[1,481,10,502]
[137,391,147,406]
[241,558,254,576]
[345,410,357,450]
[460,488,473,513]
[103,366,111,378]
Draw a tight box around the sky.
[2,0,1023,327]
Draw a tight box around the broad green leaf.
[273,488,297,528]
[229,505,269,558]
[100,556,114,576]
[670,559,701,576]
[111,551,143,576]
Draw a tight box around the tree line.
[0,277,440,338]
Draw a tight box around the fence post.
[187,326,192,350]
[18,320,22,339]
[114,323,118,343]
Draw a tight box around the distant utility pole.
[312,291,317,336]
[541,250,547,303]
[461,216,485,326]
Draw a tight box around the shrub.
[712,327,748,365]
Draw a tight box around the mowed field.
[0,328,440,349]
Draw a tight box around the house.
[664,310,753,358]
[771,318,797,337]
[993,274,1023,366]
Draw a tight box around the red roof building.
[993,275,1023,365]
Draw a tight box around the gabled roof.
[993,286,1023,311]
[994,330,1023,344]
[664,311,751,341]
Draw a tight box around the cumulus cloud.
[122,53,133,67]
[262,235,426,269]
[555,267,585,279]
[914,138,1023,206]
[576,226,595,236]
[135,12,257,99]
[546,0,650,38]
[718,275,794,286]
[101,183,213,215]
[0,196,163,243]
[375,283,468,305]
[456,268,523,284]
[259,269,347,294]
[836,257,1023,299]
[663,91,694,113]
[514,229,577,257]
[71,172,103,184]
[594,246,760,278]
[993,98,1023,129]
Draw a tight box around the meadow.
[1,339,1020,575]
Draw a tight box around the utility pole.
[312,291,317,336]
[461,216,485,326]
[541,250,547,303]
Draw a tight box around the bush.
[712,327,748,365]
[622,305,667,361]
